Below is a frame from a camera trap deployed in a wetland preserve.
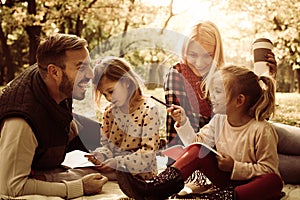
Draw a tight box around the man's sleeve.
[0,118,83,198]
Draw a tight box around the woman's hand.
[166,105,187,127]
[216,153,234,172]
[266,52,277,79]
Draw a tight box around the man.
[0,33,107,199]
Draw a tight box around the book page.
[193,142,222,157]
[162,142,222,160]
[62,150,95,169]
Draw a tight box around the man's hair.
[36,33,87,77]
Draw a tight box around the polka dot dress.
[95,97,160,179]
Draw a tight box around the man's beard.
[59,70,73,98]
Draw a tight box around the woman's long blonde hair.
[181,21,225,97]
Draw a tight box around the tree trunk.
[25,0,41,65]
[289,66,295,92]
[119,0,135,57]
[75,16,84,37]
[25,26,41,65]
[147,62,159,90]
[0,20,14,84]
[296,69,300,93]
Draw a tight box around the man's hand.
[82,173,108,195]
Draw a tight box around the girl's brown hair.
[92,56,144,110]
[221,65,276,121]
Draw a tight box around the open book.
[162,142,222,160]
[61,150,96,169]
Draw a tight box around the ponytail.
[221,65,276,121]
[250,76,276,121]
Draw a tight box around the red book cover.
[162,142,222,160]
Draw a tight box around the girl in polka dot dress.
[86,56,160,180]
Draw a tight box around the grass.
[271,93,300,127]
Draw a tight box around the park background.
[0,0,299,131]
[0,1,300,199]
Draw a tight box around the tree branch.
[160,0,174,34]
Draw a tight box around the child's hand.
[94,158,116,172]
[216,153,234,172]
[166,105,187,127]
[85,152,105,165]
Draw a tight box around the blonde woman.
[164,21,225,149]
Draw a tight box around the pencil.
[150,96,171,107]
